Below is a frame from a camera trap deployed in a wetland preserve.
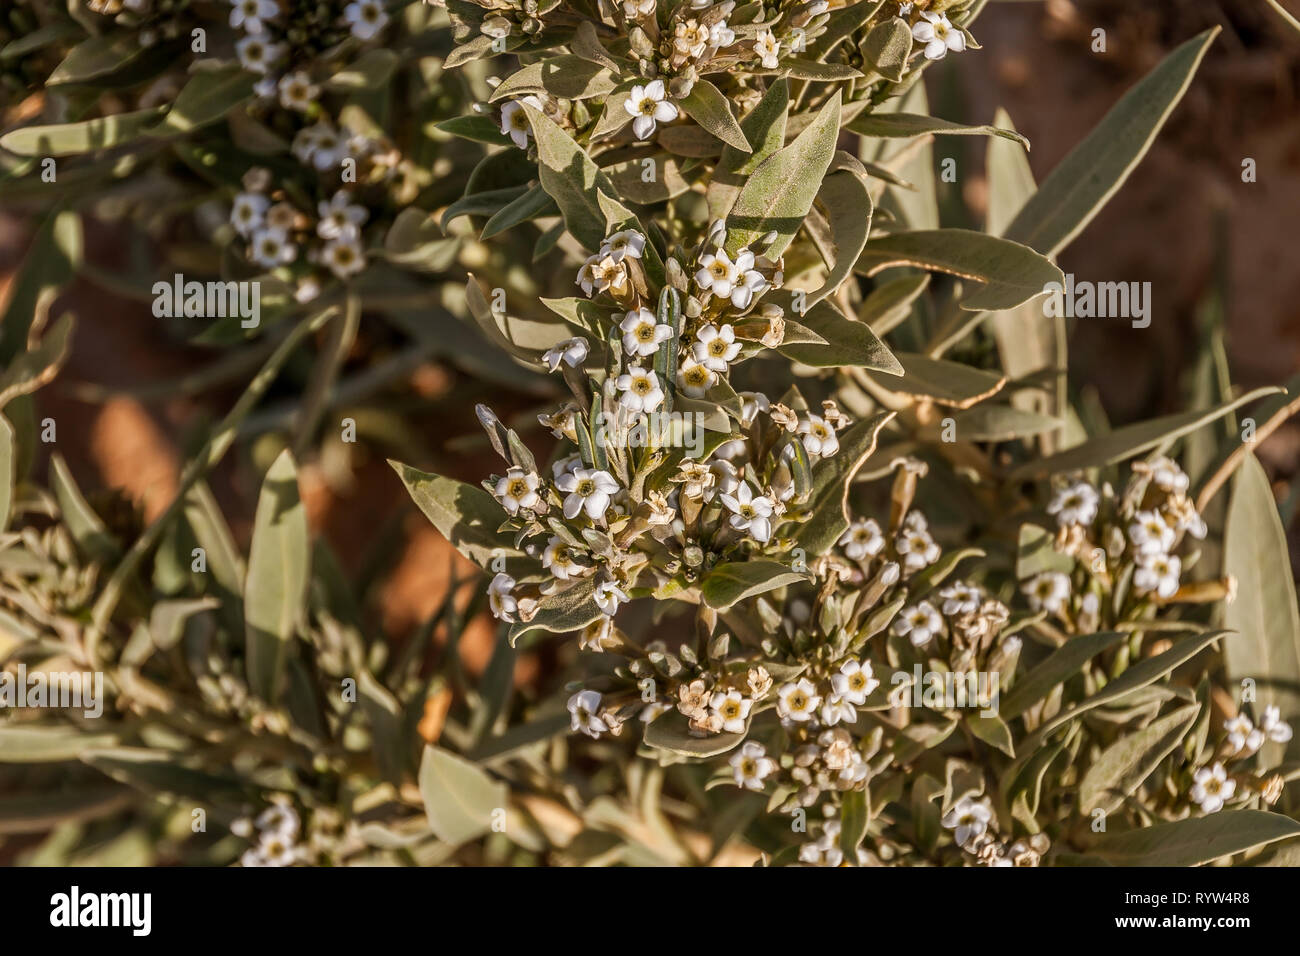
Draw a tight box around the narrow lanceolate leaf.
[865,353,1005,408]
[244,450,310,703]
[508,576,602,646]
[389,461,522,568]
[1087,810,1300,866]
[524,103,630,251]
[807,170,873,308]
[1001,631,1128,720]
[855,230,1064,312]
[700,561,811,610]
[643,711,748,758]
[839,790,869,862]
[725,92,841,258]
[490,55,617,102]
[794,412,895,555]
[708,79,788,220]
[418,745,507,846]
[153,66,256,134]
[1077,704,1200,815]
[0,210,81,363]
[777,299,900,374]
[0,108,166,157]
[1003,28,1218,257]
[0,727,118,763]
[1008,387,1282,480]
[1223,454,1300,763]
[0,312,75,411]
[50,453,119,563]
[849,113,1029,149]
[0,413,13,533]
[679,79,750,153]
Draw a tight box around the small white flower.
[624,79,677,140]
[620,308,672,357]
[1260,705,1294,744]
[676,355,717,397]
[739,391,770,426]
[255,803,301,839]
[892,601,943,647]
[1190,763,1236,813]
[277,71,318,112]
[235,34,284,74]
[579,615,617,652]
[1149,456,1191,494]
[832,659,878,705]
[229,0,278,34]
[623,0,655,17]
[1129,510,1175,557]
[316,192,368,240]
[320,235,365,279]
[838,517,884,561]
[912,11,966,60]
[895,524,940,572]
[615,365,665,413]
[1048,481,1100,528]
[542,336,589,372]
[692,323,741,372]
[820,692,857,726]
[499,95,542,149]
[494,467,541,515]
[252,828,299,866]
[798,414,839,459]
[706,459,740,503]
[248,226,296,268]
[709,20,736,47]
[709,690,752,734]
[594,579,630,616]
[542,536,588,581]
[600,230,646,262]
[1133,551,1181,600]
[674,20,710,58]
[939,581,982,617]
[941,796,992,846]
[568,690,609,738]
[230,192,269,237]
[730,741,777,790]
[1023,571,1071,614]
[754,29,781,69]
[556,467,618,521]
[720,483,775,543]
[292,121,348,170]
[695,250,738,298]
[487,573,518,621]
[344,0,389,40]
[776,678,822,722]
[1224,714,1265,756]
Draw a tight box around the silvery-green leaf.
[325,48,400,90]
[1015,523,1075,580]
[0,107,166,157]
[1077,703,1200,815]
[850,113,1028,148]
[967,713,1014,757]
[860,273,929,335]
[418,744,507,846]
[508,576,601,646]
[50,452,118,563]
[490,55,617,102]
[0,786,133,835]
[643,711,747,758]
[807,169,873,309]
[865,353,1005,408]
[390,461,523,569]
[359,670,408,785]
[433,115,512,146]
[708,79,788,220]
[793,411,895,554]
[153,66,256,134]
[839,789,869,862]
[860,17,912,82]
[1001,631,1127,720]
[776,298,900,373]
[1088,810,1300,866]
[605,155,691,204]
[678,79,750,153]
[81,747,255,804]
[927,404,1063,442]
[0,727,118,763]
[0,311,75,411]
[700,560,810,610]
[481,185,560,239]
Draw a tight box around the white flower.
[941,796,992,846]
[615,365,665,413]
[542,536,588,581]
[912,11,966,60]
[892,601,943,647]
[248,226,296,268]
[832,659,878,705]
[676,355,717,397]
[292,121,348,170]
[1260,705,1294,744]
[623,0,655,17]
[1189,763,1236,813]
[582,255,629,297]
[1149,456,1191,494]
[542,336,589,372]
[798,414,839,459]
[277,71,318,112]
[316,192,368,240]
[1129,510,1175,557]
[320,235,365,279]
[557,467,618,521]
[1133,551,1181,600]
[709,20,736,47]
[820,693,857,726]
[939,581,982,617]
[499,95,542,149]
[235,34,284,74]
[838,518,884,561]
[895,524,940,572]
[620,308,672,357]
[624,80,677,140]
[494,467,541,515]
[707,459,740,502]
[230,192,269,237]
[776,678,822,722]
[739,391,770,426]
[692,323,741,372]
[344,0,389,40]
[720,483,775,543]
[754,29,781,69]
[600,230,646,262]
[1224,715,1265,756]
[710,690,752,734]
[487,573,518,621]
[594,579,630,616]
[674,20,710,58]
[695,250,738,298]
[568,690,609,738]
[730,741,777,790]
[250,829,299,866]
[1048,481,1100,527]
[255,803,301,839]
[1023,571,1071,614]
[229,0,278,34]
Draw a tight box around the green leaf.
[481,184,559,240]
[0,727,118,763]
[643,711,747,758]
[50,452,119,563]
[708,79,788,220]
[0,311,75,412]
[1223,453,1300,763]
[491,55,617,102]
[383,208,460,272]
[47,34,144,85]
[679,79,750,153]
[244,450,310,703]
[794,412,895,554]
[1078,704,1200,815]
[390,461,523,568]
[849,113,1028,149]
[0,108,166,157]
[931,404,1063,442]
[1001,631,1128,720]
[807,169,873,308]
[867,353,1006,408]
[776,298,901,374]
[855,229,1064,312]
[840,789,869,861]
[1015,523,1075,580]
[0,413,12,533]
[0,786,133,835]
[359,670,408,785]
[153,66,256,134]
[418,744,507,846]
[967,713,1015,757]
[433,115,512,146]
[725,91,840,258]
[1007,387,1281,480]
[81,747,255,804]
[508,576,602,646]
[1003,28,1218,257]
[700,560,810,610]
[1088,810,1300,866]
[860,17,912,82]
[325,48,400,90]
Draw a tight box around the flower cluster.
[1184,707,1293,815]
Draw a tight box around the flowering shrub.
[1,1,1299,869]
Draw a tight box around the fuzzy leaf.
[679,79,750,152]
[643,711,747,758]
[418,744,507,846]
[1088,810,1300,866]
[700,561,810,610]
[1078,703,1200,815]
[390,461,522,568]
